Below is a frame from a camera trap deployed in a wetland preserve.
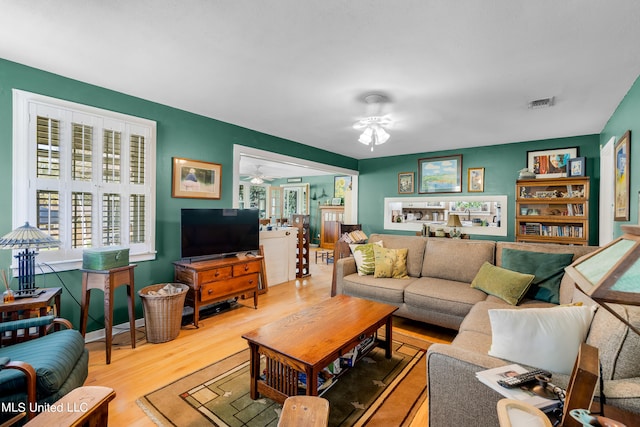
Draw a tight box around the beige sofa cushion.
[404,277,488,319]
[421,239,496,283]
[587,303,640,380]
[369,234,427,278]
[341,273,418,305]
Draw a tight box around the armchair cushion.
[0,329,86,395]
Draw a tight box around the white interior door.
[600,137,615,245]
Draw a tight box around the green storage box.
[82,247,130,270]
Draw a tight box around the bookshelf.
[515,177,589,245]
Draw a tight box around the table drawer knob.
[208,289,213,295]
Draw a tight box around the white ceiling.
[2,0,640,165]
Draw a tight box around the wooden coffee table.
[241,295,398,403]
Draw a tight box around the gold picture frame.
[398,172,414,194]
[468,167,485,192]
[171,157,222,199]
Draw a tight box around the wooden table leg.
[79,272,90,337]
[248,343,260,400]
[306,367,318,397]
[127,268,136,349]
[384,315,393,359]
[105,275,114,365]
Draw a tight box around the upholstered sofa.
[333,234,640,425]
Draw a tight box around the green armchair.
[0,316,89,422]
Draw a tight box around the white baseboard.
[84,318,146,343]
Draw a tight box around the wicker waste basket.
[139,283,189,343]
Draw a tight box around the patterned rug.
[137,332,430,426]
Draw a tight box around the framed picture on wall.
[398,172,414,194]
[567,157,586,177]
[526,147,578,178]
[467,167,485,192]
[334,176,352,198]
[418,155,462,193]
[172,157,222,199]
[614,131,631,221]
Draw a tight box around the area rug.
[137,332,430,427]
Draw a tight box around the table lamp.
[564,225,640,337]
[447,214,463,238]
[0,222,61,298]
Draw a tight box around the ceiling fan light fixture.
[354,93,393,152]
[250,176,264,184]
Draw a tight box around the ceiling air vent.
[528,97,555,109]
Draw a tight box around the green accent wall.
[2,56,638,332]
[0,58,356,332]
[357,135,601,243]
[600,73,640,236]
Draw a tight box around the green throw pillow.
[349,241,383,276]
[471,262,535,305]
[373,246,409,279]
[501,248,574,304]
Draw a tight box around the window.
[12,90,157,272]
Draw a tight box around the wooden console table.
[174,255,263,327]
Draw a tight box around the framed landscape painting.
[418,155,462,194]
[172,157,222,199]
[614,131,630,221]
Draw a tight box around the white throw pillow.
[488,305,596,375]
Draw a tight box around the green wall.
[357,135,601,243]
[2,55,637,332]
[0,58,356,332]
[600,73,640,236]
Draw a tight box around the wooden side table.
[80,265,137,364]
[0,287,62,343]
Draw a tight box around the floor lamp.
[0,222,61,298]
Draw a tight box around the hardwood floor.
[84,252,455,426]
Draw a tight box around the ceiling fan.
[241,165,276,184]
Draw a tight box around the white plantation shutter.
[12,90,156,272]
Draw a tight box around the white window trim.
[12,89,157,273]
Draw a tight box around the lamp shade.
[565,225,640,336]
[0,222,60,249]
[447,214,462,228]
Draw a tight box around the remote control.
[497,368,552,388]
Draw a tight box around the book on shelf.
[476,364,560,411]
[339,229,367,244]
[297,368,336,394]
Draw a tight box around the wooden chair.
[278,396,329,427]
[497,399,552,427]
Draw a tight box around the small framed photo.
[398,172,414,194]
[567,157,586,177]
[467,167,485,192]
[172,157,222,199]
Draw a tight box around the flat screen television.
[180,208,260,261]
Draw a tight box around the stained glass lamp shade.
[0,222,61,295]
[565,225,640,336]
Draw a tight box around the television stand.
[173,254,264,327]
